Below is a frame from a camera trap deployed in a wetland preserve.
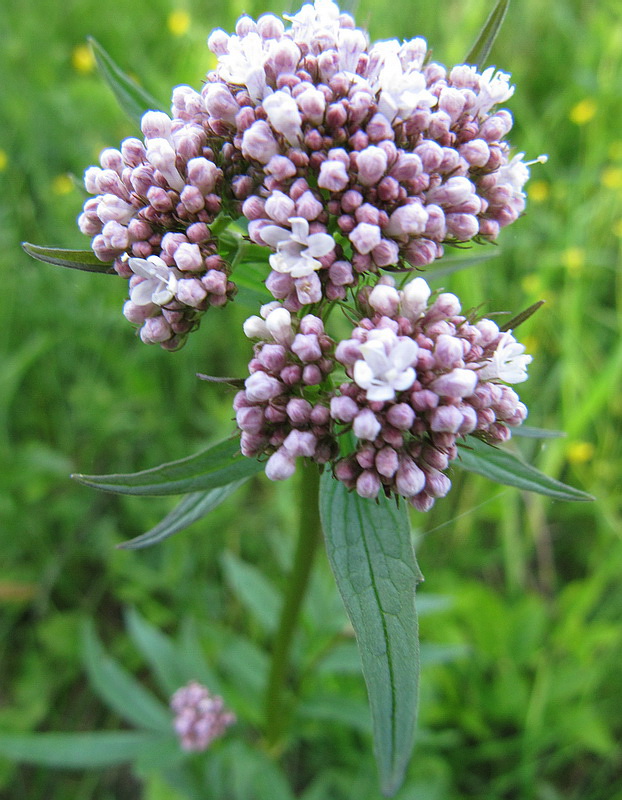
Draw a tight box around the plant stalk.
[264,461,322,751]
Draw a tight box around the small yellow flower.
[561,247,585,274]
[168,9,191,36]
[72,43,96,74]
[569,98,597,126]
[52,174,74,196]
[601,166,622,190]
[0,149,7,172]
[528,180,549,203]
[566,441,595,465]
[521,274,543,295]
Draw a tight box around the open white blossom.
[216,32,269,102]
[285,0,341,48]
[128,256,178,306]
[353,330,419,402]
[261,217,335,278]
[471,67,515,117]
[369,42,437,122]
[478,331,532,383]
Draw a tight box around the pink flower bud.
[353,409,382,440]
[395,457,426,497]
[429,405,464,432]
[257,13,285,39]
[265,191,296,225]
[244,371,284,402]
[263,90,302,145]
[302,364,323,385]
[140,315,172,343]
[356,470,381,499]
[258,343,287,372]
[426,176,475,207]
[349,222,381,254]
[242,121,278,164]
[291,333,322,362]
[283,430,317,458]
[386,403,415,430]
[174,242,203,271]
[386,203,428,237]
[176,278,207,308]
[368,284,400,316]
[376,446,399,478]
[318,160,350,191]
[357,145,388,186]
[286,398,312,425]
[265,448,297,481]
[295,190,323,221]
[236,406,265,434]
[446,213,479,241]
[434,334,464,369]
[330,395,359,423]
[141,111,173,141]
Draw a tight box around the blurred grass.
[1,0,622,797]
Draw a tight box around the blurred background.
[1,0,621,797]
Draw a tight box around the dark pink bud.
[302,364,323,385]
[236,406,265,434]
[310,404,331,425]
[356,470,381,499]
[386,403,415,430]
[286,398,312,425]
[395,457,426,497]
[280,364,302,385]
[375,446,399,478]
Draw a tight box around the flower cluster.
[236,303,338,479]
[239,274,532,509]
[77,0,538,346]
[330,276,530,509]
[170,681,235,751]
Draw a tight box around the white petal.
[353,360,374,389]
[130,280,157,306]
[305,231,336,258]
[261,224,291,248]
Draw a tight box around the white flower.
[217,32,269,102]
[471,67,515,117]
[128,256,178,306]
[145,139,184,192]
[263,90,303,145]
[369,42,436,122]
[285,0,341,48]
[478,331,532,383]
[261,217,335,278]
[353,330,419,402]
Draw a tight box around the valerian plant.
[17,0,593,795]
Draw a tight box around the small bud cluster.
[78,112,236,349]
[170,681,235,751]
[331,276,530,509]
[236,304,338,478]
[77,0,539,347]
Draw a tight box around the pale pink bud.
[140,316,172,343]
[257,13,285,38]
[266,270,293,299]
[296,86,326,124]
[244,371,284,402]
[395,458,426,497]
[390,153,423,182]
[242,121,278,164]
[424,468,451,498]
[330,395,359,422]
[263,91,302,145]
[176,278,207,307]
[415,141,444,171]
[294,273,322,306]
[101,220,129,250]
[349,222,381,254]
[446,213,479,240]
[265,448,297,481]
[318,160,350,192]
[291,333,322,362]
[242,196,266,220]
[236,406,265,434]
[302,364,323,385]
[386,403,415,430]
[423,205,447,240]
[476,319,501,345]
[429,405,463,432]
[258,343,287,372]
[357,146,388,186]
[123,300,155,324]
[146,138,184,192]
[265,307,294,345]
[376,447,399,478]
[299,315,324,335]
[366,113,394,143]
[368,284,400,316]
[265,191,296,225]
[386,203,428,237]
[265,154,297,181]
[207,28,230,55]
[202,269,227,295]
[268,38,301,75]
[434,334,464,368]
[431,368,478,398]
[296,190,323,221]
[400,277,431,319]
[353,409,382,440]
[283,430,317,457]
[427,176,475,207]
[286,398,312,425]
[173,242,203,271]
[329,260,354,286]
[356,470,381,499]
[427,292,461,320]
[141,111,173,141]
[335,339,362,364]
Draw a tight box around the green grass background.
[1,0,622,797]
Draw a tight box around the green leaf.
[220,552,282,634]
[72,438,264,496]
[319,474,423,797]
[22,243,115,274]
[82,622,172,733]
[511,426,566,439]
[125,608,186,696]
[118,480,246,549]
[422,250,499,282]
[464,0,511,68]
[456,438,595,501]
[88,37,165,125]
[0,731,161,768]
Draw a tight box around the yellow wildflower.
[569,98,597,126]
[168,9,191,36]
[566,441,595,464]
[72,43,96,74]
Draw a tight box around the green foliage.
[2,0,622,797]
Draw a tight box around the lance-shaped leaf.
[22,243,115,274]
[456,438,595,501]
[88,37,165,126]
[319,473,423,797]
[0,731,162,768]
[72,438,264,496]
[118,480,247,549]
[464,0,510,68]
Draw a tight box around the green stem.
[264,461,322,751]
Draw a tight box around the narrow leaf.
[319,473,422,797]
[464,0,511,68]
[125,608,186,696]
[22,243,115,274]
[0,732,161,768]
[422,250,499,282]
[220,551,282,634]
[500,300,545,332]
[89,37,165,125]
[118,480,246,549]
[82,623,172,733]
[511,426,566,439]
[72,438,264,496]
[456,438,595,501]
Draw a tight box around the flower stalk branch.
[264,459,322,752]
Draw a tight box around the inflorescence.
[77,0,537,507]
